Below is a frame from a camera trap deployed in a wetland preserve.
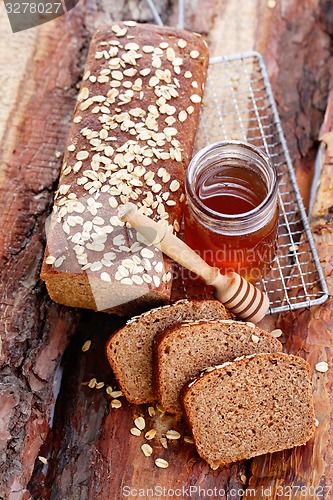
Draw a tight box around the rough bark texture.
[0,0,333,498]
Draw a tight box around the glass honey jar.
[184,141,279,283]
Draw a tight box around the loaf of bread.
[181,353,316,468]
[106,299,231,404]
[154,320,283,414]
[40,22,209,314]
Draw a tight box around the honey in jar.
[184,141,279,282]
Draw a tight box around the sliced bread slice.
[181,352,316,468]
[154,320,282,414]
[105,299,231,404]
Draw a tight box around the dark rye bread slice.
[106,299,231,404]
[181,353,316,468]
[154,320,282,414]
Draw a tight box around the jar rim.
[186,140,277,222]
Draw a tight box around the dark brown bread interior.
[154,320,283,414]
[106,299,231,404]
[181,353,316,468]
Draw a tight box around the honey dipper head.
[118,202,137,222]
[214,272,270,323]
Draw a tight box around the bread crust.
[181,352,317,468]
[41,22,209,315]
[153,320,283,414]
[106,299,231,404]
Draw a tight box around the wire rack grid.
[194,52,328,313]
[145,1,328,314]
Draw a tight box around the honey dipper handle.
[118,203,270,323]
[118,203,224,290]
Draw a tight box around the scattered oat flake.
[38,456,48,465]
[130,427,141,436]
[81,340,91,352]
[110,390,123,398]
[271,329,283,338]
[111,399,122,408]
[116,27,128,37]
[166,430,181,440]
[155,458,169,469]
[210,463,219,470]
[160,437,168,449]
[134,416,146,430]
[95,382,105,389]
[88,378,97,388]
[289,244,299,252]
[315,361,329,373]
[76,150,89,160]
[178,39,187,48]
[148,406,156,417]
[45,256,56,265]
[190,94,202,103]
[156,403,165,414]
[141,444,153,457]
[170,180,180,192]
[101,272,111,282]
[178,110,187,122]
[145,429,157,440]
[184,435,194,444]
[54,256,65,268]
[106,386,113,395]
[251,334,260,344]
[241,474,247,484]
[190,50,199,59]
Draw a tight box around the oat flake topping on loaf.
[41,22,209,314]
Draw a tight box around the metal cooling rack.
[145,3,328,314]
[194,52,328,313]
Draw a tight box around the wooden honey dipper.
[118,203,270,323]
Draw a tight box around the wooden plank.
[0,0,333,497]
